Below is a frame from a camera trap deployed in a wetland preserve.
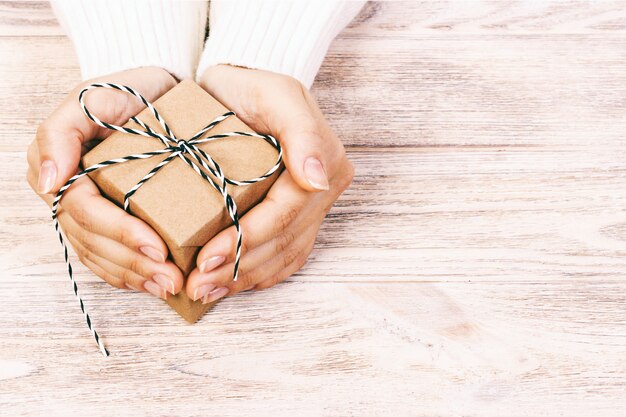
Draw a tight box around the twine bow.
[51,83,282,356]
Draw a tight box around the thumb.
[34,67,177,195]
[35,121,84,195]
[280,127,330,192]
[273,111,332,193]
[35,84,104,195]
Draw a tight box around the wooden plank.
[349,1,626,35]
[2,2,626,150]
[2,1,626,416]
[318,32,626,147]
[0,280,624,416]
[3,32,626,151]
[4,1,626,37]
[0,1,59,36]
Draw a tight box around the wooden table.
[1,2,625,416]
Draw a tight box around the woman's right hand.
[26,67,184,299]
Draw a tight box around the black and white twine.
[52,83,282,356]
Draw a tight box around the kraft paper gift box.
[81,79,282,322]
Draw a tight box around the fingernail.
[144,280,166,300]
[193,283,216,301]
[304,157,329,191]
[152,273,176,295]
[202,287,229,304]
[125,283,140,291]
[199,256,225,273]
[37,160,57,194]
[140,246,165,263]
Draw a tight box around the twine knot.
[175,139,191,153]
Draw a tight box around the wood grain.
[1,2,625,417]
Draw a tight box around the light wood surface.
[1,1,625,416]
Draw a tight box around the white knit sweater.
[51,0,364,88]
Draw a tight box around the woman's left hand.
[187,65,354,304]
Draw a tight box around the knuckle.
[323,202,335,216]
[26,141,39,169]
[283,75,305,96]
[336,158,355,192]
[118,219,140,248]
[282,74,301,88]
[35,122,50,142]
[74,248,87,264]
[75,228,94,253]
[127,256,144,277]
[237,268,259,289]
[107,91,132,126]
[108,277,126,289]
[265,275,279,289]
[81,236,95,255]
[240,86,263,121]
[282,248,301,270]
[296,117,321,140]
[118,225,131,247]
[277,111,319,144]
[296,251,310,270]
[269,271,287,288]
[120,267,135,284]
[239,232,250,255]
[78,248,93,265]
[275,230,296,255]
[69,205,93,231]
[26,168,37,191]
[344,159,355,185]
[278,206,299,232]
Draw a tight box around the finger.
[195,171,309,273]
[35,87,123,195]
[268,90,338,193]
[253,247,312,291]
[76,248,125,289]
[58,208,182,296]
[65,231,167,299]
[229,224,318,294]
[32,144,170,263]
[198,66,338,193]
[32,139,178,295]
[27,163,54,207]
[35,67,176,195]
[253,234,316,292]
[187,222,320,300]
[59,175,169,262]
[65,230,135,290]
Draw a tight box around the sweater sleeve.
[51,0,208,81]
[196,0,365,88]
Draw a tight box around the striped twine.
[52,83,282,356]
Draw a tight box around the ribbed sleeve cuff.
[196,0,364,88]
[51,0,208,81]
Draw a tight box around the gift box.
[81,80,282,322]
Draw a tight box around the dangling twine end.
[101,346,110,357]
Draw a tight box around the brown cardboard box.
[81,80,281,322]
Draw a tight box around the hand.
[187,65,354,303]
[27,67,185,299]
